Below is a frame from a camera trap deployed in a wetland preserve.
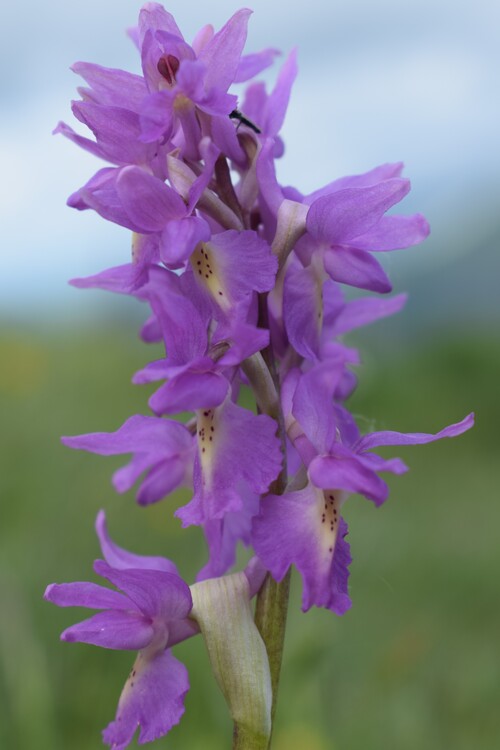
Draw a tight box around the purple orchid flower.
[62,415,195,506]
[253,363,474,613]
[132,265,271,415]
[44,511,198,749]
[137,7,252,157]
[282,253,408,361]
[66,143,218,268]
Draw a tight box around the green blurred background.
[2,0,500,746]
[1,311,497,749]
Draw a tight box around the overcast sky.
[1,0,498,317]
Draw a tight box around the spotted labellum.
[46,4,474,749]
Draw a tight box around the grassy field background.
[0,319,498,749]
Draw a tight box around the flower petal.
[94,561,192,621]
[252,483,352,614]
[62,414,192,456]
[72,62,148,111]
[177,399,282,526]
[95,511,180,575]
[116,167,186,232]
[304,162,404,205]
[353,213,430,251]
[61,610,153,650]
[149,370,229,415]
[103,649,189,749]
[308,453,389,505]
[69,263,148,295]
[307,179,410,245]
[355,413,475,452]
[44,582,132,611]
[323,245,392,293]
[328,293,407,336]
[199,9,252,92]
[234,48,280,82]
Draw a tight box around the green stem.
[254,570,291,735]
[237,346,290,749]
[232,723,271,750]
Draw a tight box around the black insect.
[229,109,261,134]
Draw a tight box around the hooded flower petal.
[307,179,411,245]
[116,166,186,232]
[94,561,192,621]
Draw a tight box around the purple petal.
[256,139,285,215]
[355,413,475,452]
[210,113,246,165]
[95,511,180,575]
[304,163,404,205]
[353,213,430,251]
[72,101,156,166]
[61,610,153,650]
[283,258,324,359]
[53,121,107,161]
[144,267,210,366]
[234,48,280,82]
[215,321,270,366]
[139,90,175,143]
[149,370,229,415]
[358,453,409,475]
[69,263,148,295]
[190,230,277,317]
[136,456,191,506]
[292,364,344,455]
[160,216,211,264]
[187,138,220,212]
[138,4,183,42]
[116,167,186,232]
[72,62,148,111]
[113,452,159,494]
[103,649,188,749]
[328,293,407,336]
[308,453,389,505]
[307,179,411,245]
[323,245,392,293]
[265,48,298,137]
[252,484,352,614]
[94,562,192,622]
[140,313,162,343]
[199,9,252,92]
[67,167,144,231]
[44,582,133,611]
[197,489,260,580]
[62,414,193,456]
[176,399,282,526]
